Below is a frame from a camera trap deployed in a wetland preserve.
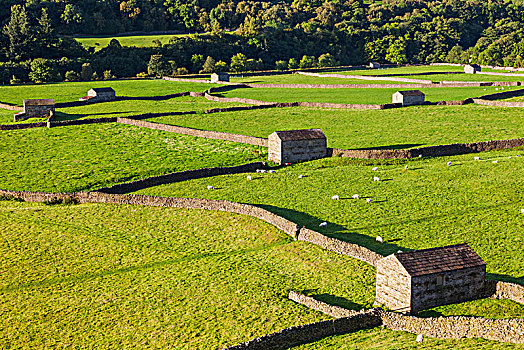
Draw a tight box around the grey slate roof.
[273,129,326,141]
[90,87,115,93]
[24,99,55,106]
[394,243,485,277]
[395,90,425,96]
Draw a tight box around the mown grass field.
[0,79,212,106]
[75,33,189,49]
[229,74,415,85]
[215,86,503,104]
[0,200,374,348]
[135,148,524,285]
[0,123,266,192]
[149,104,524,149]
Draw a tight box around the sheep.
[246,175,252,181]
[207,185,215,190]
[298,174,303,179]
[331,195,340,200]
[372,167,379,171]
[517,155,521,157]
[447,161,452,166]
[508,156,512,159]
[521,208,524,215]
[260,169,266,173]
[373,176,380,182]
[418,154,423,158]
[366,198,373,203]
[319,222,327,228]
[376,236,383,243]
[352,194,359,199]
[397,250,403,254]
[404,165,409,170]
[474,156,480,160]
[492,160,498,164]
[416,334,424,343]
[269,170,276,173]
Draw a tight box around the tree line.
[2,0,524,83]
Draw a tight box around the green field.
[214,86,501,104]
[134,149,524,283]
[229,74,415,85]
[0,123,267,192]
[0,200,374,348]
[149,105,524,149]
[0,80,212,106]
[75,33,189,49]
[339,65,465,75]
[504,95,524,102]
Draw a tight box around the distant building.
[464,64,481,74]
[80,87,116,102]
[268,129,327,164]
[211,72,230,83]
[369,62,381,69]
[375,243,486,314]
[14,99,55,121]
[392,90,425,106]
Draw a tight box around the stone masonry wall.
[96,162,267,194]
[0,102,24,111]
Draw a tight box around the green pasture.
[0,200,373,348]
[229,74,415,85]
[214,86,501,104]
[149,105,524,149]
[504,95,524,102]
[0,123,266,192]
[135,148,524,286]
[340,65,465,75]
[294,327,524,349]
[75,33,189,50]
[0,80,212,106]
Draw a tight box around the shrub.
[175,67,189,75]
[136,72,149,78]
[103,70,114,80]
[65,70,80,81]
[275,60,288,71]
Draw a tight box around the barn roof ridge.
[272,128,326,141]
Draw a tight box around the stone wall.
[96,162,267,194]
[297,228,383,266]
[288,291,360,318]
[0,102,24,111]
[486,280,524,304]
[0,122,47,130]
[224,310,382,350]
[473,99,524,107]
[117,117,268,147]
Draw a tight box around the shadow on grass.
[54,111,133,121]
[312,293,366,311]
[487,273,524,286]
[353,143,424,150]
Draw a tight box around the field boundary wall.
[96,162,267,194]
[0,102,24,111]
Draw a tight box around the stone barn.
[268,129,327,164]
[80,87,116,102]
[15,99,55,121]
[392,90,425,106]
[375,243,486,314]
[211,72,229,83]
[369,62,381,69]
[464,64,481,74]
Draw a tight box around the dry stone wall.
[288,291,361,318]
[96,162,266,194]
[117,117,268,146]
[0,102,23,111]
[474,99,524,107]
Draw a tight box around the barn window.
[436,274,445,286]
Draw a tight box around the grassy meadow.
[75,33,189,49]
[229,73,415,85]
[0,123,267,192]
[149,104,524,149]
[0,200,374,348]
[214,86,503,104]
[0,79,212,106]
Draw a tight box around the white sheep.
[256,169,262,173]
[404,165,409,170]
[247,175,252,180]
[352,194,359,199]
[298,174,303,179]
[366,198,373,203]
[373,176,380,182]
[474,156,480,160]
[397,250,403,254]
[492,160,498,164]
[207,185,215,190]
[521,209,524,215]
[517,155,521,157]
[269,170,276,173]
[416,334,424,343]
[418,154,422,158]
[372,167,379,171]
[508,156,512,159]
[319,222,327,228]
[260,169,267,173]
[331,195,340,200]
[376,236,383,243]
[447,161,452,166]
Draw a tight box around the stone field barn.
[268,129,327,164]
[392,90,425,106]
[375,243,486,314]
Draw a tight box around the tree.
[148,55,170,76]
[61,4,83,33]
[81,63,93,81]
[2,5,32,60]
[318,53,337,67]
[275,60,288,71]
[230,53,247,72]
[299,55,317,69]
[288,58,299,69]
[385,38,407,65]
[214,61,228,72]
[65,71,80,81]
[191,54,205,73]
[201,56,216,73]
[29,58,57,83]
